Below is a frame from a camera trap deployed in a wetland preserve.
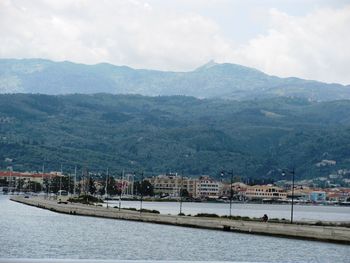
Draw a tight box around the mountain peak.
[195,60,218,71]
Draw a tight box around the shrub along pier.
[10,196,350,245]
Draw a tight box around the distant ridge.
[0,58,349,101]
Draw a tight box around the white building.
[196,176,222,198]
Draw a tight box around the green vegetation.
[0,93,350,180]
[68,195,103,204]
[134,180,154,196]
[139,208,160,214]
[195,213,220,218]
[115,207,160,214]
[222,215,255,221]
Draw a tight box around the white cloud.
[0,0,230,71]
[0,0,349,84]
[230,6,350,84]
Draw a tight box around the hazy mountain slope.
[1,58,349,101]
[0,94,349,179]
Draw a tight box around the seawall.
[10,196,350,245]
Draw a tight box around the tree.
[180,189,189,198]
[0,178,8,187]
[89,178,96,195]
[134,180,154,196]
[27,181,42,192]
[15,179,25,192]
[107,176,118,196]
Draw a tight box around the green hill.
[1,94,350,180]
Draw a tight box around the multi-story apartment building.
[184,178,198,197]
[148,174,224,198]
[147,173,184,197]
[147,174,228,199]
[245,185,287,200]
[196,176,222,198]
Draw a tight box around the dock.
[10,196,350,245]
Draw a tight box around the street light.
[8,167,13,195]
[281,168,295,224]
[221,169,234,218]
[118,171,123,211]
[179,172,184,215]
[134,171,144,214]
[105,168,109,209]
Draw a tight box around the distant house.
[310,191,326,202]
[220,182,247,200]
[245,185,287,200]
[0,171,58,184]
[196,176,222,199]
[315,159,336,167]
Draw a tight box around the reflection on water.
[0,196,349,262]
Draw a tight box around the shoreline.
[10,196,350,245]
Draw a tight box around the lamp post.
[133,171,146,213]
[8,167,13,195]
[179,172,184,215]
[74,165,77,196]
[140,171,144,214]
[119,170,123,211]
[281,168,295,224]
[105,168,109,209]
[221,169,234,218]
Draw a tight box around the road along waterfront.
[1,196,349,262]
[9,196,350,244]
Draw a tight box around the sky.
[0,0,350,84]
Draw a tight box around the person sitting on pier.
[262,214,268,222]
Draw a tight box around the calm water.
[105,200,350,222]
[0,196,349,262]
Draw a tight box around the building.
[196,176,222,198]
[183,178,198,197]
[147,174,200,198]
[0,170,59,191]
[147,174,222,198]
[147,173,184,197]
[316,159,336,167]
[245,185,287,200]
[310,191,326,203]
[0,171,58,184]
[220,182,248,200]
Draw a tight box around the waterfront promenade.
[11,196,350,244]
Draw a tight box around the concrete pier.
[10,196,350,245]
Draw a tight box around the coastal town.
[1,169,350,205]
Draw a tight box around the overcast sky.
[1,0,349,84]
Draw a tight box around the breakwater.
[10,196,350,244]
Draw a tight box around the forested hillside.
[0,93,349,179]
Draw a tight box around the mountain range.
[1,58,349,101]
